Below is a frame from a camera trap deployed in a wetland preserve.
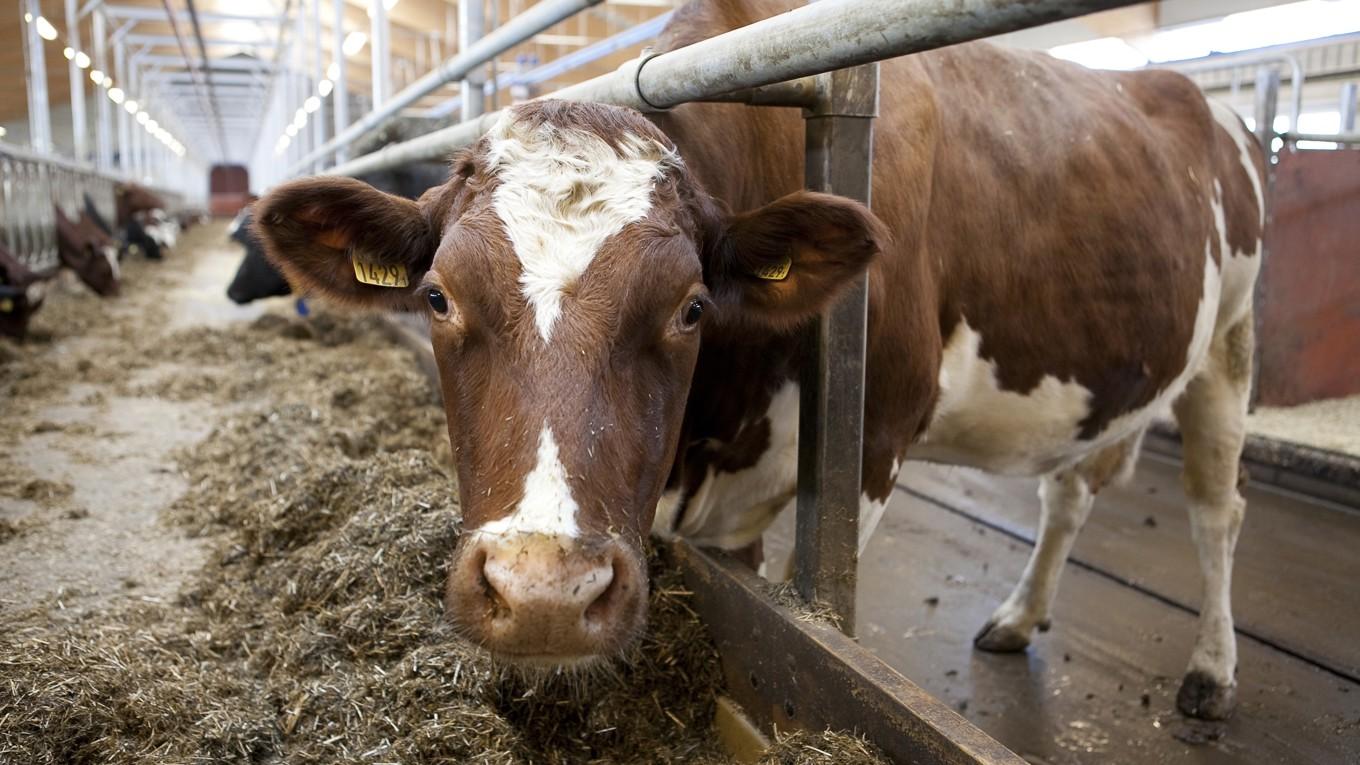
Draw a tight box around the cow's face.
[55,205,120,297]
[253,101,883,667]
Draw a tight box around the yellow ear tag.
[752,255,792,281]
[352,255,409,288]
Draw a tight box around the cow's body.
[254,0,1262,721]
[649,0,1261,720]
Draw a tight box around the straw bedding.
[1,238,884,764]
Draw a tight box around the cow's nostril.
[583,553,626,626]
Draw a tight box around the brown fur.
[54,205,119,297]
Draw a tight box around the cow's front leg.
[974,469,1095,652]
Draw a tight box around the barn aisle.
[771,455,1360,763]
[0,222,260,617]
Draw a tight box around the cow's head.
[55,204,120,297]
[253,101,883,667]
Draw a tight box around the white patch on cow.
[486,112,676,342]
[1207,99,1264,227]
[668,381,801,550]
[918,250,1223,477]
[103,245,120,281]
[915,319,1093,475]
[475,425,580,539]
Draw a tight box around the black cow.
[226,208,290,304]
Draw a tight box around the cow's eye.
[427,288,449,314]
[682,298,704,327]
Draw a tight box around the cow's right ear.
[251,177,440,311]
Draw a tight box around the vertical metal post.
[332,0,349,163]
[310,0,326,169]
[793,63,879,636]
[371,0,391,108]
[1341,82,1358,134]
[115,38,131,173]
[65,0,88,162]
[23,0,54,154]
[1253,66,1279,157]
[92,9,113,171]
[1248,65,1279,411]
[460,0,485,119]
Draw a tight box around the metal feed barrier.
[287,0,1164,760]
[0,140,183,277]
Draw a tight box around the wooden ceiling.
[3,0,673,159]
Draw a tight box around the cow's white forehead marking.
[486,112,676,342]
[475,424,580,539]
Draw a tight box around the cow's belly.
[915,255,1224,477]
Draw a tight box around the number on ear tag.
[352,256,409,288]
[752,256,792,281]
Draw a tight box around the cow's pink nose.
[446,533,645,663]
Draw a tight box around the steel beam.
[93,9,114,170]
[460,0,486,120]
[310,0,325,170]
[103,5,280,24]
[124,34,277,49]
[23,0,53,154]
[332,0,349,163]
[66,0,88,162]
[328,0,1150,178]
[678,541,1025,764]
[371,0,391,108]
[1341,82,1358,134]
[794,63,878,634]
[115,37,131,172]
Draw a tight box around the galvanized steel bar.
[370,0,391,109]
[92,10,114,171]
[115,37,131,172]
[65,0,88,162]
[310,0,325,167]
[1341,83,1358,134]
[332,0,349,163]
[794,64,877,635]
[1283,131,1360,145]
[23,0,53,155]
[289,0,604,174]
[460,0,487,120]
[325,0,1148,178]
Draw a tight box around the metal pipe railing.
[1283,131,1360,144]
[287,0,605,175]
[325,0,1148,179]
[421,12,674,121]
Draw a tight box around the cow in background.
[226,207,291,304]
[0,243,44,340]
[115,183,179,259]
[55,204,119,296]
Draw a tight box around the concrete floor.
[768,455,1360,763]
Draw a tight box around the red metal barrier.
[1256,148,1360,407]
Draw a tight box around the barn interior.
[2,0,1359,763]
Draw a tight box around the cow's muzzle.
[445,532,646,665]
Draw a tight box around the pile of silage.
[0,307,885,764]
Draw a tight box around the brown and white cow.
[55,203,121,297]
[254,0,1263,720]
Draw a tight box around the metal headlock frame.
[0,141,184,277]
[300,0,1185,760]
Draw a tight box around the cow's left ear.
[704,190,886,332]
[252,176,442,311]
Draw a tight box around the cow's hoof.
[973,619,1031,653]
[1176,670,1237,720]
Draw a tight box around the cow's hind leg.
[1172,317,1252,720]
[974,433,1143,652]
